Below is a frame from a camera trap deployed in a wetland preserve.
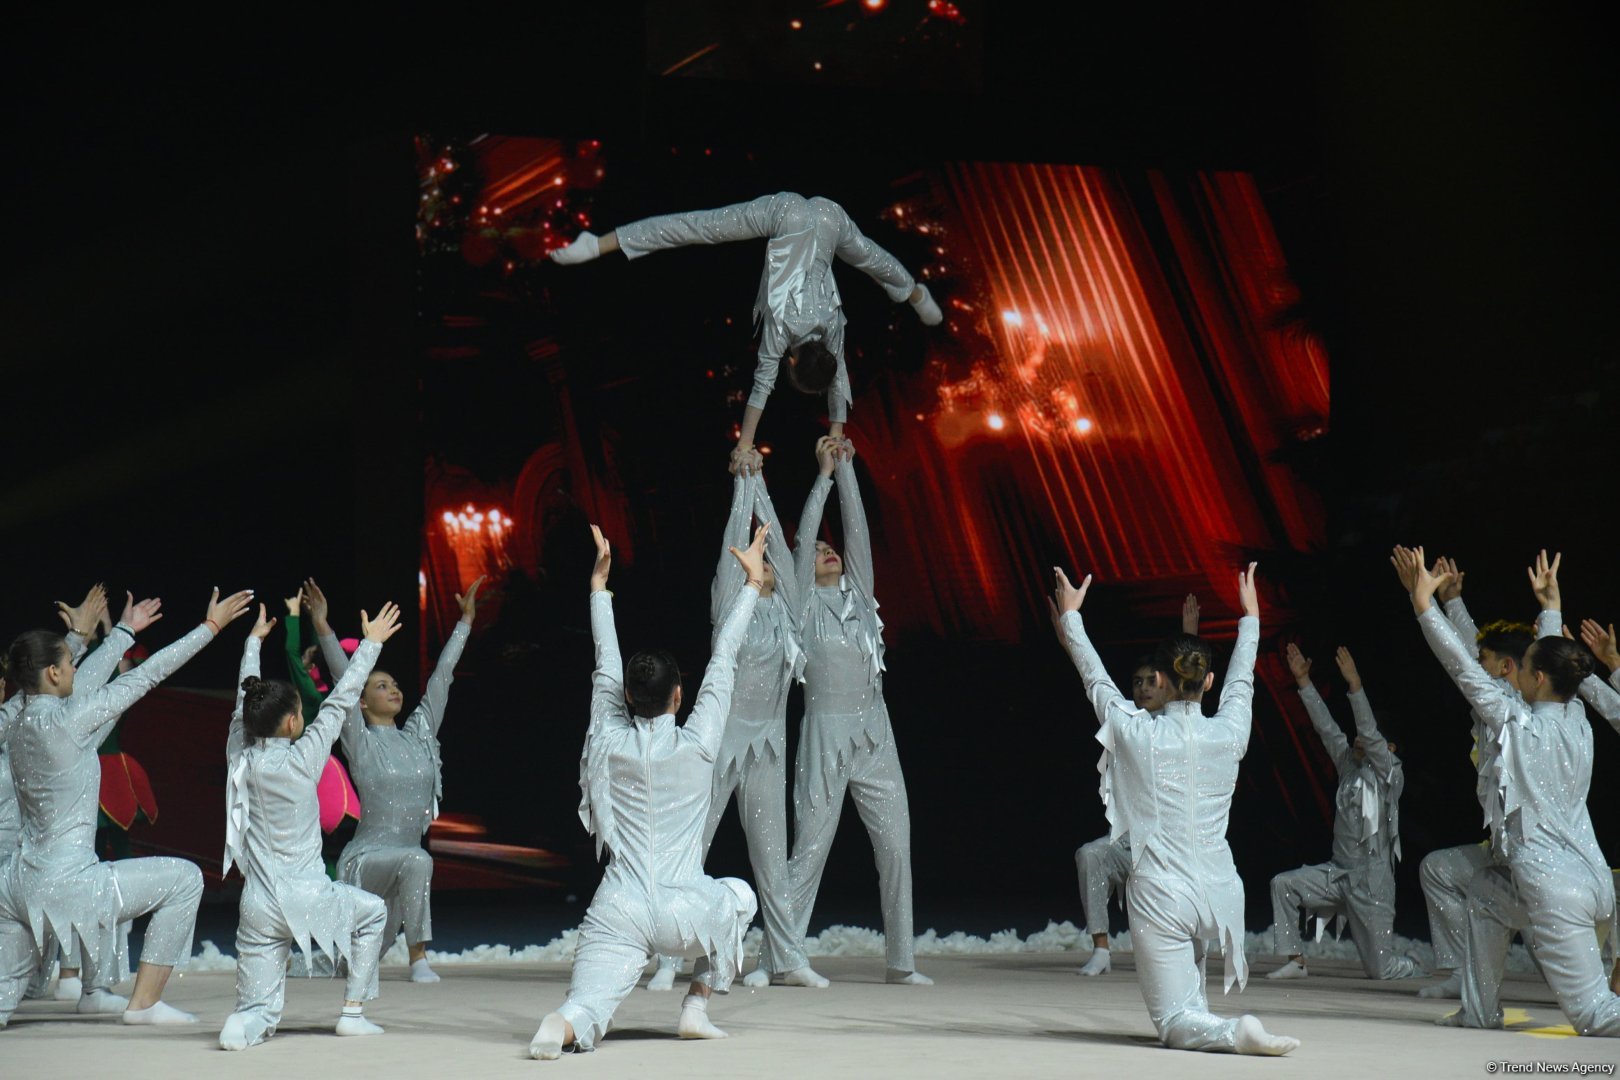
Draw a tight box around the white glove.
[909,283,943,326]
[549,231,602,265]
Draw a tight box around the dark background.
[3,4,1615,946]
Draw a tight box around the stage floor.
[4,952,1616,1078]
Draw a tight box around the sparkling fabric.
[786,460,918,973]
[1269,683,1416,978]
[1075,834,1131,939]
[1420,841,1495,971]
[702,473,807,975]
[4,624,211,980]
[615,192,916,423]
[323,621,470,948]
[559,589,761,1050]
[1418,605,1620,1035]
[224,636,387,980]
[1063,610,1258,1005]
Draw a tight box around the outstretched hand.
[1527,549,1561,612]
[457,575,487,624]
[283,591,302,617]
[1404,546,1452,614]
[361,602,404,644]
[1284,642,1313,687]
[1052,567,1091,617]
[1335,646,1362,694]
[1435,557,1465,603]
[1580,619,1620,671]
[121,592,164,634]
[589,525,612,592]
[1390,545,1418,593]
[302,578,332,633]
[1181,593,1201,635]
[1237,562,1260,619]
[250,603,278,640]
[56,583,108,637]
[205,588,255,633]
[730,522,772,586]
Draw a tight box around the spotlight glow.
[987,412,1006,431]
[1075,417,1094,434]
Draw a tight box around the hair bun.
[1172,654,1208,680]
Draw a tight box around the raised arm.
[65,589,253,749]
[684,527,768,759]
[711,472,756,627]
[752,470,801,619]
[1212,564,1262,744]
[587,527,628,733]
[303,577,351,680]
[230,610,273,763]
[832,448,876,599]
[406,617,473,739]
[1402,548,1521,733]
[1433,556,1480,659]
[1339,646,1397,776]
[1049,568,1139,728]
[1285,643,1351,773]
[794,442,837,604]
[282,592,323,722]
[55,583,108,666]
[295,605,400,776]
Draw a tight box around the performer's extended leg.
[846,735,921,980]
[1452,865,1525,1029]
[1075,835,1128,975]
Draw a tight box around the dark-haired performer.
[1402,548,1620,1035]
[1265,644,1417,981]
[1052,562,1298,1055]
[548,193,942,470]
[0,587,254,1028]
[219,602,402,1050]
[1398,551,1540,999]
[529,523,768,1059]
[783,438,928,986]
[1075,595,1201,977]
[306,574,483,985]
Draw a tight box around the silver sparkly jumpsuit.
[221,635,388,1048]
[552,587,761,1051]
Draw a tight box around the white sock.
[336,1007,384,1037]
[409,957,440,984]
[909,283,943,325]
[741,967,770,988]
[218,1012,251,1051]
[885,968,934,986]
[1078,947,1111,976]
[677,993,727,1040]
[781,965,830,989]
[549,231,601,265]
[529,1011,570,1059]
[78,988,130,1014]
[1419,972,1462,999]
[1265,958,1308,980]
[1233,1015,1299,1056]
[122,1000,197,1026]
[55,975,83,1001]
[647,957,678,991]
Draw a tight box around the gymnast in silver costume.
[306,575,482,985]
[1265,644,1418,981]
[650,469,827,992]
[0,587,253,1028]
[548,192,942,470]
[528,523,768,1059]
[781,437,928,986]
[1053,562,1298,1055]
[1075,594,1202,978]
[218,601,404,1050]
[1402,547,1620,1035]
